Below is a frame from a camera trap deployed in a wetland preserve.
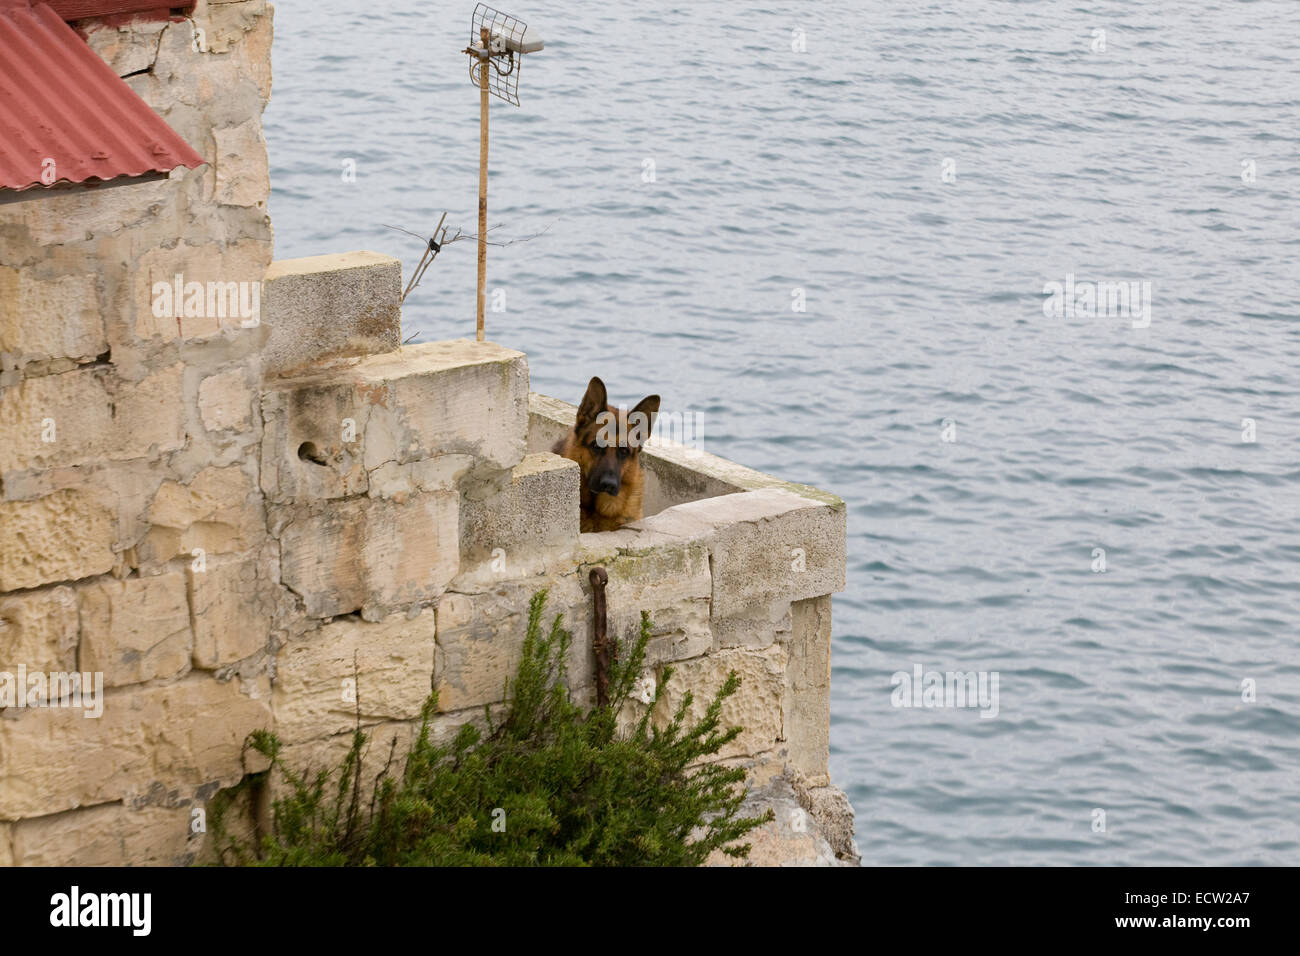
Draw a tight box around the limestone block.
[0,586,78,674]
[230,0,274,102]
[198,366,255,432]
[0,674,271,820]
[603,540,712,666]
[275,721,418,798]
[140,464,265,566]
[0,363,185,474]
[653,644,787,761]
[426,703,504,748]
[640,444,740,519]
[0,823,11,866]
[78,573,193,688]
[113,361,188,459]
[277,492,458,619]
[459,453,579,570]
[0,489,116,591]
[361,341,529,472]
[2,466,167,568]
[143,13,268,130]
[3,172,172,246]
[259,378,369,504]
[0,367,112,474]
[189,557,276,669]
[0,268,106,371]
[433,574,590,713]
[525,393,572,454]
[132,240,270,342]
[273,609,435,744]
[783,596,832,782]
[712,602,792,650]
[193,780,262,866]
[367,455,475,500]
[261,339,528,504]
[272,707,505,804]
[639,487,845,637]
[81,17,168,77]
[260,252,401,377]
[703,775,856,867]
[573,529,627,566]
[192,0,270,57]
[212,119,269,208]
[799,779,859,862]
[10,803,199,867]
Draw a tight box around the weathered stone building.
[0,0,854,865]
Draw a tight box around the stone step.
[456,451,580,580]
[261,338,529,507]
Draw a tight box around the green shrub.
[209,590,770,866]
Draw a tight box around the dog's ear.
[577,376,608,428]
[628,394,660,447]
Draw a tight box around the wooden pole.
[476,32,490,342]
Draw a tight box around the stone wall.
[0,0,854,866]
[1,0,276,865]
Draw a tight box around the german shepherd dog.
[552,377,660,532]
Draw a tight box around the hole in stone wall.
[297,441,329,466]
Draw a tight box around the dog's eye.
[617,447,630,459]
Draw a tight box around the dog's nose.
[594,474,620,496]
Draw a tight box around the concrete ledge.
[261,251,401,377]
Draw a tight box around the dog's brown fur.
[552,376,660,533]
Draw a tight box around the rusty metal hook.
[589,566,611,707]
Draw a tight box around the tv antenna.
[463,4,544,341]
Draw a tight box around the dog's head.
[570,376,660,498]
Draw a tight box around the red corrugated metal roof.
[0,1,205,194]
